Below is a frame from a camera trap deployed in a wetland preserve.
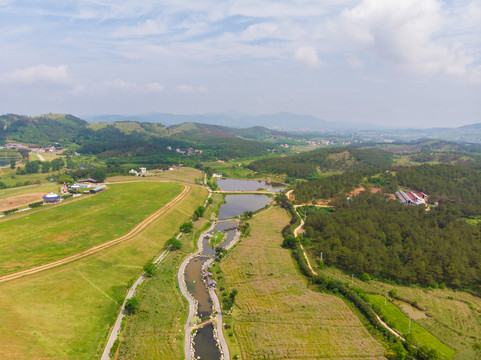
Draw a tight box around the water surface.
[217,178,272,191]
[193,324,222,360]
[218,194,271,220]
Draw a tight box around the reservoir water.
[217,178,272,191]
[218,194,272,220]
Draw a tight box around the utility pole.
[385,296,387,307]
[320,252,323,262]
[408,316,411,334]
[351,274,354,287]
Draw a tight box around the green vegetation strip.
[0,182,181,276]
[366,294,455,359]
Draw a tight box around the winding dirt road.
[0,185,190,284]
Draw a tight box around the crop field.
[0,182,182,276]
[0,182,207,360]
[220,206,385,360]
[321,266,481,359]
[366,294,455,359]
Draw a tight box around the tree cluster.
[304,192,481,289]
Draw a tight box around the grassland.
[116,250,187,360]
[0,173,207,359]
[319,266,481,359]
[0,182,181,276]
[366,294,455,359]
[219,206,385,359]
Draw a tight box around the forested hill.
[305,192,481,290]
[0,114,87,145]
[0,113,281,162]
[248,147,393,179]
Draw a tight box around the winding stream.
[179,186,273,360]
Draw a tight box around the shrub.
[281,235,296,249]
[3,208,19,215]
[166,237,182,250]
[360,273,371,282]
[125,297,139,315]
[180,221,194,233]
[29,201,43,208]
[143,262,156,277]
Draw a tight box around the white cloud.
[112,19,167,37]
[0,64,72,85]
[347,57,364,69]
[295,46,323,68]
[331,0,476,78]
[176,85,208,93]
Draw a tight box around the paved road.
[0,185,190,284]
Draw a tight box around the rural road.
[36,153,46,162]
[0,185,190,284]
[293,205,318,276]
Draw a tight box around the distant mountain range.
[83,112,384,131]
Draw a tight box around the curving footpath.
[0,185,190,284]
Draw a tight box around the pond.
[217,178,272,191]
[218,194,272,220]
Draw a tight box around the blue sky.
[0,0,480,127]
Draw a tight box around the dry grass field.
[220,206,386,360]
[0,181,207,360]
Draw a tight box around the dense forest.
[304,192,481,289]
[294,171,365,203]
[0,114,87,145]
[248,147,392,179]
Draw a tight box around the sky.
[0,0,480,128]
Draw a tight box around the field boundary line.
[0,185,190,284]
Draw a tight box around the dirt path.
[293,205,318,275]
[0,185,190,284]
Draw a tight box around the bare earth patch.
[0,193,46,211]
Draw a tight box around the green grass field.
[219,206,385,359]
[366,294,455,359]
[0,182,182,276]
[0,177,207,359]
